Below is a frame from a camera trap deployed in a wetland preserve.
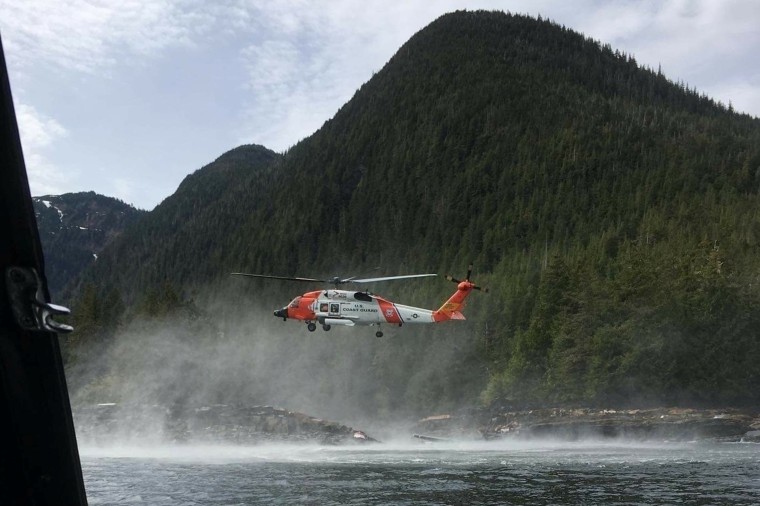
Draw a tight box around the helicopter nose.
[274,307,288,319]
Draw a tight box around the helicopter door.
[329,303,340,316]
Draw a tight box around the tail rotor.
[445,264,488,292]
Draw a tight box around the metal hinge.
[5,266,73,334]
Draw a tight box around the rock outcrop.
[74,403,377,445]
[414,407,760,442]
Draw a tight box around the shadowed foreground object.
[0,35,88,505]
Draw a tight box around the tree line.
[68,11,760,414]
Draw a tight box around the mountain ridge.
[66,10,760,413]
[33,191,146,296]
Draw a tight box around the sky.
[0,0,758,210]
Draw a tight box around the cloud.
[0,0,229,203]
[110,177,139,207]
[2,0,759,207]
[16,103,66,148]
[709,79,760,117]
[15,103,71,195]
[236,0,760,151]
[235,0,465,151]
[574,0,760,116]
[0,0,211,74]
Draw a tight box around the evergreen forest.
[65,11,760,419]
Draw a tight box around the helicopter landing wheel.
[375,331,383,338]
[307,323,316,332]
[323,324,331,331]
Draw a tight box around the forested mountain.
[71,11,760,415]
[75,144,281,300]
[33,192,145,296]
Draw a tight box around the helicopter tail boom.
[432,265,488,322]
[432,281,474,322]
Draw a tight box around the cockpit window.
[354,292,372,302]
[289,296,302,308]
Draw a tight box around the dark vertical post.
[0,34,88,505]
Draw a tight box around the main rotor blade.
[445,275,461,283]
[230,273,324,283]
[466,263,473,281]
[352,274,437,284]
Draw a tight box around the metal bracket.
[5,266,73,334]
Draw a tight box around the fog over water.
[78,438,742,462]
[67,282,484,438]
[66,288,760,504]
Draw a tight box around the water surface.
[81,440,760,505]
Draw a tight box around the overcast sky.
[1,0,758,210]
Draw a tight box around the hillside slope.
[76,11,760,412]
[79,144,281,301]
[33,192,145,296]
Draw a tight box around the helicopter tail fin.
[432,284,472,322]
[432,265,487,322]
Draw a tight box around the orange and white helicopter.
[231,266,487,337]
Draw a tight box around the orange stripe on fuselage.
[376,298,402,324]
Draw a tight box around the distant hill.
[33,192,145,296]
[72,11,760,412]
[73,144,281,302]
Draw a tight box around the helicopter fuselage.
[275,289,442,327]
[241,267,484,337]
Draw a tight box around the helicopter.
[231,266,487,337]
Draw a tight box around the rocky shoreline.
[74,403,377,445]
[74,404,760,445]
[414,407,760,442]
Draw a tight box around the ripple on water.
[80,441,760,505]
